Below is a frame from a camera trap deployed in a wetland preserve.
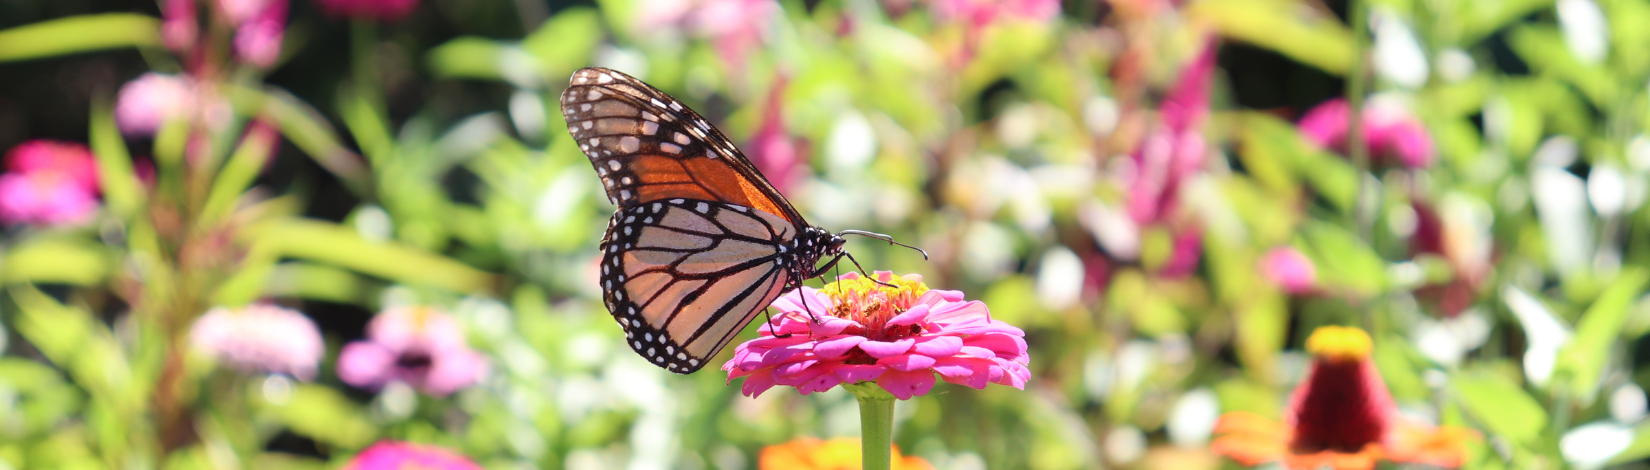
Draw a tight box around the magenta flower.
[724,272,1029,400]
[189,304,325,379]
[338,306,489,396]
[1298,98,1435,168]
[747,76,803,193]
[162,0,198,53]
[691,0,777,71]
[232,0,286,68]
[115,73,194,135]
[1260,246,1317,294]
[342,441,483,470]
[0,141,100,226]
[217,0,271,25]
[314,0,420,22]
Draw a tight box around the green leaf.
[1188,0,1354,74]
[200,125,279,224]
[1456,0,1553,45]
[242,219,497,294]
[228,85,370,192]
[1452,374,1547,445]
[1233,291,1286,383]
[523,8,602,77]
[89,101,145,219]
[1300,222,1386,296]
[1507,26,1622,108]
[0,14,161,62]
[0,238,114,286]
[260,384,376,450]
[1556,268,1648,396]
[426,37,507,80]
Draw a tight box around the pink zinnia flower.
[724,272,1029,400]
[314,0,420,22]
[342,441,483,470]
[232,0,286,68]
[1261,247,1317,294]
[0,140,100,226]
[217,0,270,25]
[162,0,198,53]
[338,306,489,396]
[115,73,196,136]
[189,304,325,379]
[1298,98,1435,168]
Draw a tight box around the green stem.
[1346,0,1372,240]
[846,383,895,470]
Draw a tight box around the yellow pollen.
[1305,325,1374,362]
[820,274,929,324]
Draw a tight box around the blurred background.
[2,0,1649,468]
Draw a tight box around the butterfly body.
[561,67,849,373]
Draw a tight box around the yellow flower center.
[1305,326,1373,362]
[820,274,929,326]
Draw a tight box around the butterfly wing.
[560,67,805,225]
[561,67,817,373]
[599,199,797,372]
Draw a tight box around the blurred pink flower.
[930,0,1061,25]
[189,304,325,379]
[725,272,1029,400]
[218,0,270,24]
[0,141,100,226]
[693,0,776,70]
[1261,247,1317,293]
[233,0,286,68]
[342,441,483,470]
[1298,98,1435,168]
[115,73,194,135]
[315,0,420,22]
[748,76,803,193]
[338,306,489,396]
[1127,35,1216,225]
[162,0,198,52]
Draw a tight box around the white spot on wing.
[587,89,603,100]
[642,121,659,135]
[696,202,709,213]
[674,133,691,145]
[608,160,621,170]
[661,143,681,154]
[598,73,614,84]
[619,136,640,153]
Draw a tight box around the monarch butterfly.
[559,67,922,374]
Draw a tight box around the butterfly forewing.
[599,199,797,372]
[563,67,833,374]
[560,67,801,224]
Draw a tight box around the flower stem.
[846,383,896,470]
[1346,0,1373,241]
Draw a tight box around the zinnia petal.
[877,369,936,400]
[877,353,938,372]
[911,336,963,357]
[813,335,867,358]
[859,338,915,358]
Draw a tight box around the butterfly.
[559,67,922,374]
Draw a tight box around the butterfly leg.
[835,251,898,288]
[763,307,793,339]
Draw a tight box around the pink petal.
[1260,246,1317,293]
[886,304,931,327]
[422,348,488,396]
[813,335,867,358]
[877,353,937,372]
[924,300,991,325]
[963,333,1028,357]
[911,336,963,357]
[739,369,778,397]
[807,316,861,336]
[876,369,936,400]
[832,364,885,384]
[795,371,844,395]
[934,357,992,389]
[859,338,915,358]
[959,346,996,359]
[337,342,395,388]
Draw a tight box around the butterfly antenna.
[837,230,929,260]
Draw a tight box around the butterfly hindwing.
[599,199,798,373]
[560,67,803,225]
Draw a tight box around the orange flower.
[1211,326,1478,470]
[759,437,935,470]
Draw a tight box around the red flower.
[1212,326,1477,470]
